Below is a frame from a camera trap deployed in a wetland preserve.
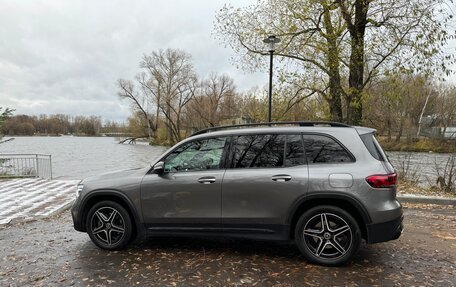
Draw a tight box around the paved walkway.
[0,178,79,225]
[0,207,455,286]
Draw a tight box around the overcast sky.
[0,0,264,122]
[0,0,455,123]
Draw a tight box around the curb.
[0,199,75,227]
[398,194,456,205]
[37,199,76,220]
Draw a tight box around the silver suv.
[72,122,403,266]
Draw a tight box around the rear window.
[360,133,386,161]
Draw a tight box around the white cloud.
[0,0,266,122]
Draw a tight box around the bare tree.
[190,73,237,128]
[139,49,198,143]
[434,84,456,138]
[118,79,155,140]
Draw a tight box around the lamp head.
[263,35,281,52]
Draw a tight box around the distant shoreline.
[378,137,455,154]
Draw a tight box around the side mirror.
[153,161,165,174]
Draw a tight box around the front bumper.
[366,212,403,244]
[71,198,85,232]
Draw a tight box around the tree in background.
[118,78,155,141]
[434,84,456,138]
[364,74,434,141]
[141,49,197,143]
[227,85,328,123]
[74,116,102,136]
[124,111,153,139]
[214,0,453,125]
[2,114,104,136]
[119,48,198,144]
[188,73,237,128]
[0,107,14,141]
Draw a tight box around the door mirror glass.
[153,161,165,174]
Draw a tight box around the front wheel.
[295,205,361,266]
[86,201,132,250]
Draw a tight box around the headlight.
[76,183,84,197]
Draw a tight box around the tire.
[86,200,133,250]
[295,205,361,266]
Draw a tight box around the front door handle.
[198,176,216,184]
[272,174,292,182]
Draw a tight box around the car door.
[303,133,357,194]
[140,136,229,228]
[221,134,309,237]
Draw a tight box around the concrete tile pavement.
[0,178,79,225]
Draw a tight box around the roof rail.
[190,121,351,137]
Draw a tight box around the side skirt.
[144,224,290,241]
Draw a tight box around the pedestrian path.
[0,178,79,225]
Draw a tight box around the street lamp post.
[263,35,280,123]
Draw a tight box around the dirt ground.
[1,204,455,287]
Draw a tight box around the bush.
[433,155,456,193]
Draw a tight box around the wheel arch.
[288,193,371,240]
[80,190,143,238]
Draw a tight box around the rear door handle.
[272,175,292,182]
[198,176,216,184]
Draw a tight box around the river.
[0,136,453,187]
[0,136,167,180]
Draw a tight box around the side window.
[302,134,354,163]
[231,134,285,168]
[230,134,306,168]
[164,137,227,172]
[285,134,306,167]
[360,133,386,161]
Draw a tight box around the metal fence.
[0,154,53,179]
[420,127,456,139]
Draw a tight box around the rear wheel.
[295,205,361,266]
[86,201,132,250]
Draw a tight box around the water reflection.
[0,136,167,179]
[387,151,454,187]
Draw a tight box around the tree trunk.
[166,106,172,143]
[346,0,368,125]
[155,96,160,131]
[396,116,404,142]
[322,4,344,122]
[387,119,392,141]
[328,93,343,122]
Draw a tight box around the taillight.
[366,173,397,188]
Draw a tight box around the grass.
[397,181,455,198]
[378,137,456,153]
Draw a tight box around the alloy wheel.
[90,207,126,246]
[302,213,353,260]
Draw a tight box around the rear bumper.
[366,213,403,244]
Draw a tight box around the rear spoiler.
[353,126,376,135]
